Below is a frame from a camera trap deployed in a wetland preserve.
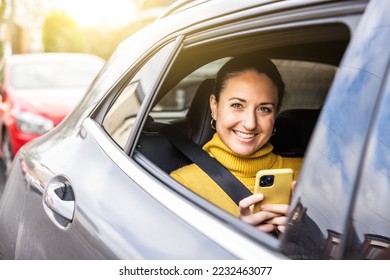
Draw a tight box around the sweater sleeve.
[170,164,240,216]
[170,170,189,187]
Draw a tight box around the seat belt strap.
[162,126,252,205]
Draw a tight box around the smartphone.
[253,168,293,212]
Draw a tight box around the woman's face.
[210,70,279,156]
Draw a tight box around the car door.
[0,38,239,259]
[281,0,390,259]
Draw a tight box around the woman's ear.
[210,94,217,119]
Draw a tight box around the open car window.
[134,18,348,194]
[132,15,350,249]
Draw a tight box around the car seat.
[137,79,215,173]
[270,108,321,157]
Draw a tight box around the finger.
[292,180,297,193]
[265,215,288,227]
[240,210,280,226]
[256,223,276,233]
[277,225,286,233]
[239,194,263,216]
[260,203,289,215]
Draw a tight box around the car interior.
[136,44,346,173]
[127,21,350,219]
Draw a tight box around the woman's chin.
[232,147,256,157]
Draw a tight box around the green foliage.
[0,0,5,23]
[41,10,151,60]
[42,11,84,53]
[82,24,140,60]
[0,40,3,58]
[0,0,6,57]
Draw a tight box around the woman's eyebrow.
[228,97,246,102]
[259,102,275,107]
[228,97,275,107]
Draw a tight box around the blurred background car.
[0,52,105,172]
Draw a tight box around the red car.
[0,52,105,171]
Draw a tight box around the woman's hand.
[239,180,296,233]
[239,194,289,233]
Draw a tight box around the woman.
[170,54,302,233]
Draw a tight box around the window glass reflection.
[350,75,390,259]
[102,42,175,148]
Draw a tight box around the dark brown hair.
[215,53,285,111]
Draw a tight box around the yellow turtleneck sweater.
[170,133,303,217]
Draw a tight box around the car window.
[136,20,346,180]
[348,73,390,259]
[281,17,389,259]
[150,58,229,123]
[135,17,350,249]
[102,42,176,149]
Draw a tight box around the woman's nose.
[242,111,257,130]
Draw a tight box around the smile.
[234,130,258,139]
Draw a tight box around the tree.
[0,0,6,58]
[82,25,136,60]
[0,0,5,22]
[42,11,83,53]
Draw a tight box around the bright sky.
[53,0,138,28]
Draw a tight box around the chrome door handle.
[43,181,75,221]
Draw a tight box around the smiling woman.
[57,0,138,28]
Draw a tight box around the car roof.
[157,0,211,19]
[156,0,355,25]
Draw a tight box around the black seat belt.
[162,125,252,205]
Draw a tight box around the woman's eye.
[257,107,272,113]
[231,103,243,109]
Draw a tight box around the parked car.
[0,52,105,171]
[0,0,388,260]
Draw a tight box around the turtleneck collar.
[203,133,279,178]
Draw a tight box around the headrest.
[172,79,215,146]
[270,108,320,157]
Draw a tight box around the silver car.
[0,0,389,259]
